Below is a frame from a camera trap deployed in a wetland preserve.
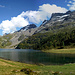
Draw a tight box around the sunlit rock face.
[34,11,75,33]
[2,10,75,49]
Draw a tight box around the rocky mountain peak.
[41,20,48,26]
[50,10,71,19]
[51,13,64,19]
[49,11,72,22]
[18,24,37,32]
[35,10,75,34]
[1,10,75,49]
[65,10,71,14]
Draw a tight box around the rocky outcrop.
[34,11,75,34]
[18,24,37,32]
[2,10,75,49]
[5,24,37,48]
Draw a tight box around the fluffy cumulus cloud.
[67,0,75,10]
[21,4,67,24]
[0,4,67,34]
[0,16,29,34]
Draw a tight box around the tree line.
[16,27,75,50]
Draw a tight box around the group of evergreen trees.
[16,27,75,50]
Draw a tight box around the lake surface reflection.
[0,49,75,65]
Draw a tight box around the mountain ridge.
[0,10,75,49]
[34,10,75,34]
[16,10,75,50]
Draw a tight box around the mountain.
[16,10,75,50]
[18,24,37,32]
[0,10,75,49]
[0,24,37,49]
[34,10,75,34]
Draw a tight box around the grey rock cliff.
[5,24,37,48]
[3,10,75,49]
[34,11,75,34]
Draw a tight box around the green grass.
[43,48,75,54]
[0,58,75,75]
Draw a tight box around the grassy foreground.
[43,48,75,54]
[0,58,75,75]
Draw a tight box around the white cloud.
[69,1,72,3]
[0,16,29,34]
[67,0,75,10]
[11,16,29,27]
[20,4,67,24]
[0,4,67,34]
[67,4,71,6]
[39,4,67,13]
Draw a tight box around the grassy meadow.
[43,48,75,54]
[0,58,75,75]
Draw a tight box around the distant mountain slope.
[16,11,75,50]
[1,11,75,49]
[34,11,75,34]
[16,27,75,50]
[18,24,37,31]
[0,24,37,49]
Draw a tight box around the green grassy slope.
[0,34,14,48]
[16,27,75,50]
[43,48,75,54]
[0,58,75,75]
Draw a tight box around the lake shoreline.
[42,48,75,54]
[0,58,75,75]
[0,48,75,65]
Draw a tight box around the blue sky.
[0,0,69,22]
[0,0,36,22]
[0,0,75,35]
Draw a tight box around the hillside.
[16,27,75,50]
[0,10,75,49]
[0,58,75,75]
[16,11,75,50]
[0,24,37,49]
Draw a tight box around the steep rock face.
[18,24,37,31]
[34,11,75,33]
[49,11,71,22]
[6,24,37,48]
[3,10,75,49]
[41,20,48,26]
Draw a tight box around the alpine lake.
[0,49,75,65]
